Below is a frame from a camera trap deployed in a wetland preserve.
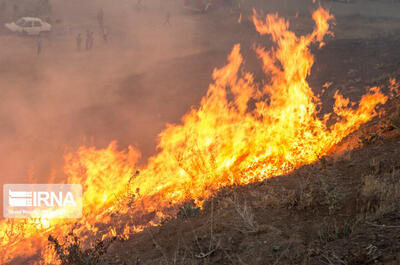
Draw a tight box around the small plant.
[320,178,346,215]
[358,133,383,147]
[318,219,355,243]
[48,232,119,265]
[369,158,382,175]
[232,194,259,233]
[160,216,172,224]
[361,171,400,216]
[177,202,201,219]
[390,105,400,131]
[296,176,314,209]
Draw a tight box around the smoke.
[2,0,400,215]
[0,0,221,215]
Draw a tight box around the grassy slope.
[100,100,400,265]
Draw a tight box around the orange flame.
[0,7,389,264]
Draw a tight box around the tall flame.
[0,7,389,264]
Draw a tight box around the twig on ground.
[321,254,334,265]
[195,242,219,259]
[365,254,384,265]
[366,221,400,229]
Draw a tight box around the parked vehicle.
[5,17,51,35]
[0,0,52,23]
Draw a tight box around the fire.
[0,7,390,264]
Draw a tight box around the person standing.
[102,27,108,44]
[13,4,18,19]
[88,31,94,49]
[36,37,42,55]
[97,8,104,29]
[164,11,171,26]
[135,0,144,11]
[85,30,91,50]
[76,33,82,51]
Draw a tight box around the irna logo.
[9,190,77,207]
[4,184,82,219]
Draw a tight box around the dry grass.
[317,218,355,244]
[390,105,400,131]
[360,169,400,217]
[231,193,259,234]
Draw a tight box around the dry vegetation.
[48,97,400,265]
[4,1,400,264]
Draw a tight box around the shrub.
[320,177,346,215]
[48,232,119,265]
[177,202,201,219]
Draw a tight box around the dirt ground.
[3,0,400,264]
[102,130,400,265]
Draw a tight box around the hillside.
[47,6,400,265]
[3,2,400,264]
[50,97,400,265]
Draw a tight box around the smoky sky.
[2,0,400,216]
[0,0,217,192]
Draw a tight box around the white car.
[5,17,52,36]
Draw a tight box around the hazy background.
[2,0,400,212]
[0,0,215,186]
